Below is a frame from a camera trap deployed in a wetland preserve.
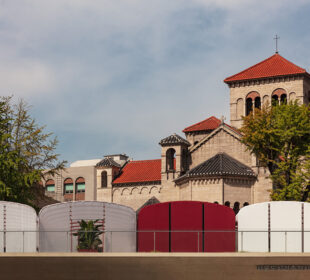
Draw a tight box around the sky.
[1,0,310,164]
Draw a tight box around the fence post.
[197,231,199,252]
[285,231,287,253]
[153,231,156,252]
[241,231,243,252]
[110,231,112,252]
[23,231,25,253]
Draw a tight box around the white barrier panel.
[237,201,310,253]
[270,202,302,252]
[237,202,268,252]
[304,203,310,253]
[0,201,37,252]
[105,203,136,252]
[39,201,136,252]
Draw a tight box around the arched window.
[45,179,55,192]
[64,178,73,194]
[243,202,249,207]
[246,98,253,116]
[101,171,107,188]
[75,177,85,193]
[254,96,261,109]
[224,201,230,207]
[272,88,286,106]
[246,92,260,116]
[233,202,240,214]
[272,95,279,106]
[166,148,176,171]
[280,94,287,104]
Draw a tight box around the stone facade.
[228,76,309,128]
[44,53,309,212]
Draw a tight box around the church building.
[43,53,310,213]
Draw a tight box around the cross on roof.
[274,35,280,54]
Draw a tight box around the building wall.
[111,182,182,211]
[189,179,223,203]
[229,77,307,129]
[185,131,212,146]
[44,166,97,202]
[190,129,254,169]
[252,167,272,204]
[223,179,253,206]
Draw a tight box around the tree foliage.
[240,101,310,201]
[0,96,66,206]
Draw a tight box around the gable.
[189,127,252,169]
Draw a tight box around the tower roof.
[96,157,121,168]
[175,153,255,184]
[224,53,309,83]
[159,133,190,146]
[183,116,221,133]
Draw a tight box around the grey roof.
[136,196,160,213]
[182,153,255,178]
[96,157,121,168]
[159,133,190,146]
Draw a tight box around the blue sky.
[1,0,310,164]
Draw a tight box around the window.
[76,177,85,193]
[272,88,287,106]
[64,178,73,194]
[101,171,107,188]
[166,148,176,171]
[246,92,260,116]
[45,179,55,192]
[233,202,240,214]
[246,98,253,116]
[280,94,287,104]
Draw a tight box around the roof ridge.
[128,159,161,163]
[224,53,307,83]
[183,116,220,133]
[224,54,279,82]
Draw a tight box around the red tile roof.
[113,159,161,184]
[224,53,309,83]
[183,116,221,133]
[183,116,241,135]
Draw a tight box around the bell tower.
[224,53,310,129]
[159,133,190,183]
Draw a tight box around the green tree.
[240,101,310,201]
[0,96,66,207]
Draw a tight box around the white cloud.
[0,59,55,97]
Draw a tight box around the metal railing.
[0,230,309,253]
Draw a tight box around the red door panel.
[204,203,235,252]
[171,201,203,252]
[137,202,169,252]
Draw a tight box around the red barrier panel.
[204,203,235,252]
[137,201,235,252]
[171,201,203,252]
[137,202,169,252]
